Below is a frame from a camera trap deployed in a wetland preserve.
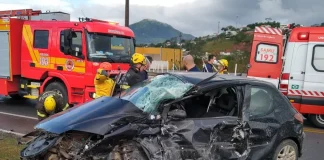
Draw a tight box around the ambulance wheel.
[44,82,68,105]
[309,114,324,129]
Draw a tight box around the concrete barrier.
[149,61,169,73]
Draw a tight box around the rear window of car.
[255,43,279,64]
[249,86,274,117]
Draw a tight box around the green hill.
[130,19,195,44]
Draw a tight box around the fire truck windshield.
[86,32,135,63]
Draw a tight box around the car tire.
[107,140,148,160]
[44,82,68,105]
[272,139,298,160]
[309,114,324,129]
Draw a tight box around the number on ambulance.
[256,44,278,63]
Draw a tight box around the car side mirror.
[167,109,186,120]
[63,29,73,55]
[133,38,136,47]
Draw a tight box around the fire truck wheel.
[44,82,68,105]
[9,94,24,100]
[309,114,324,129]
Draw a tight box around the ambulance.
[247,24,324,128]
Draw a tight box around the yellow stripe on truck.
[53,57,86,67]
[23,25,38,64]
[22,24,86,74]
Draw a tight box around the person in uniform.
[217,59,229,74]
[93,62,115,98]
[123,53,147,87]
[36,90,69,121]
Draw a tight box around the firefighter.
[93,62,115,98]
[36,91,69,121]
[217,59,229,74]
[123,53,147,87]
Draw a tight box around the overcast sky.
[0,0,323,37]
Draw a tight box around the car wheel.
[107,140,148,160]
[272,139,298,160]
[44,82,68,105]
[309,114,324,129]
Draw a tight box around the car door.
[161,85,251,160]
[246,84,284,160]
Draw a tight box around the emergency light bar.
[297,32,309,40]
[78,17,119,25]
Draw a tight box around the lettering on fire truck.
[108,29,125,35]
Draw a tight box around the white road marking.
[0,111,38,120]
[0,129,25,137]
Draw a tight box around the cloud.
[1,0,323,36]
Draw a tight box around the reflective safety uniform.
[119,53,146,89]
[36,91,69,121]
[94,68,115,98]
[123,66,143,87]
[218,69,229,74]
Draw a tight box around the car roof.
[166,72,274,87]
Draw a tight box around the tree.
[246,21,280,29]
[221,27,228,32]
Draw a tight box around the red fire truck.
[0,9,135,105]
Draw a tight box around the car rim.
[277,145,296,160]
[315,114,324,125]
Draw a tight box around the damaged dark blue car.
[20,72,305,160]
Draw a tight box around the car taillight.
[280,73,290,95]
[281,73,290,80]
[294,113,304,124]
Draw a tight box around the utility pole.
[125,0,129,27]
[218,21,220,34]
[236,16,238,28]
[179,32,182,69]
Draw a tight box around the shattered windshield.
[119,74,194,114]
[86,32,135,63]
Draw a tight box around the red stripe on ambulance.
[289,90,324,97]
[254,26,282,35]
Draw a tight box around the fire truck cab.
[248,24,324,128]
[0,9,135,105]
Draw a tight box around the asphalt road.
[0,96,323,160]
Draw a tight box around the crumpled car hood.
[35,97,146,135]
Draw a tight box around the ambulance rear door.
[247,26,284,87]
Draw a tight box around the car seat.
[216,90,236,116]
[203,88,236,117]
